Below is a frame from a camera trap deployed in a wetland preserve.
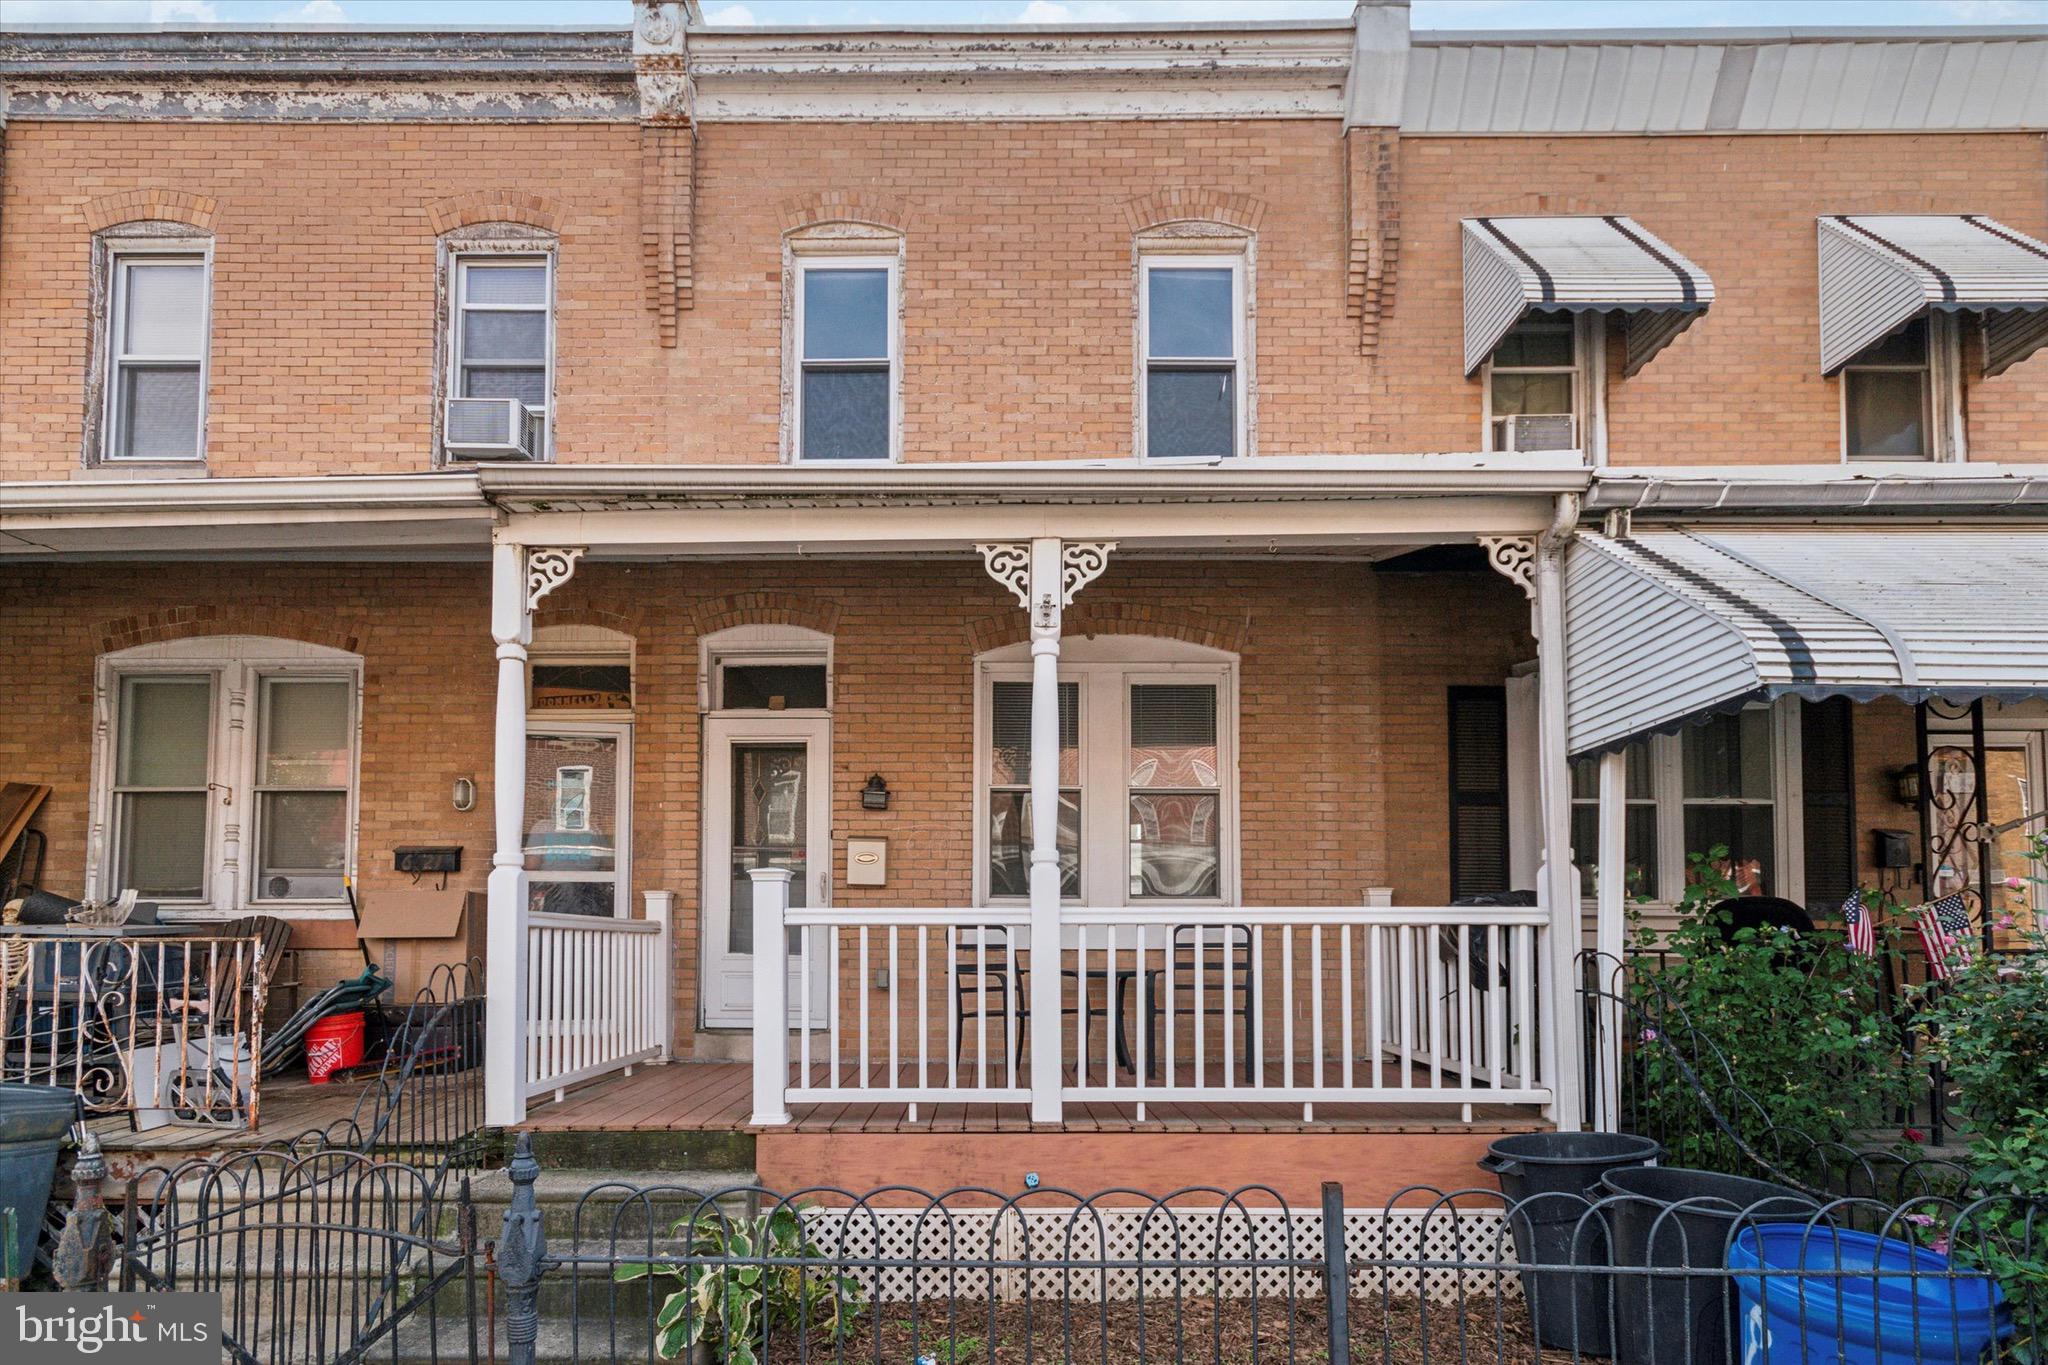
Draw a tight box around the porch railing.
[751,875,1553,1124]
[524,892,672,1103]
[0,929,265,1128]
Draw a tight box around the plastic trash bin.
[0,1083,80,1282]
[1480,1131,1662,1355]
[1599,1165,1818,1365]
[1729,1223,2012,1365]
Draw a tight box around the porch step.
[467,1166,766,1238]
[514,1125,758,1174]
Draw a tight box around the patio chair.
[1441,890,1536,992]
[949,926,1117,1074]
[1132,923,1257,1082]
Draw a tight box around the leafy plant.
[615,1205,865,1363]
[1625,847,1905,1171]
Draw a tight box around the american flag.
[1841,890,1875,957]
[1914,894,1977,980]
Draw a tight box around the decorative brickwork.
[90,605,366,656]
[423,191,564,236]
[778,190,914,235]
[639,122,695,345]
[965,601,1248,655]
[1345,127,1401,358]
[1121,187,1266,235]
[687,590,842,637]
[81,188,215,232]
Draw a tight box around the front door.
[702,715,831,1028]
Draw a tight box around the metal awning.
[1818,215,2048,377]
[1562,527,2048,755]
[1461,216,1714,377]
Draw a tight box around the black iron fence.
[47,1127,2041,1364]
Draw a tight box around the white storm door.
[702,715,831,1028]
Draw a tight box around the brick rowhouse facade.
[2,7,2045,1078]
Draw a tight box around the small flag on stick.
[1913,893,1976,980]
[1841,890,1875,957]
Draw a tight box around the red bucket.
[306,1010,367,1084]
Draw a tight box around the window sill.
[157,904,353,923]
[72,462,209,481]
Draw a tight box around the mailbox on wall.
[846,837,887,887]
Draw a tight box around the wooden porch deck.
[518,1060,1544,1135]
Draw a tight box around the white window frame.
[90,637,362,920]
[554,765,594,833]
[444,248,556,462]
[1138,251,1249,460]
[523,721,632,921]
[100,241,213,464]
[1481,313,1592,456]
[1572,698,1805,908]
[1839,313,1965,463]
[972,638,1240,909]
[790,251,902,464]
[699,624,835,714]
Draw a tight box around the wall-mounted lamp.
[861,773,891,811]
[452,777,477,813]
[1890,764,1922,808]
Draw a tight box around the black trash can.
[1480,1131,1662,1356]
[0,1083,80,1282]
[1598,1165,1817,1365]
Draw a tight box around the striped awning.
[1818,215,2048,378]
[1562,527,2048,756]
[1461,216,1714,378]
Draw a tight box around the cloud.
[1016,0,1136,21]
[150,0,218,17]
[704,3,759,21]
[284,0,349,19]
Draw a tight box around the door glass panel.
[728,744,807,955]
[1985,745,2041,942]
[524,734,621,917]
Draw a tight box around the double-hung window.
[448,254,553,459]
[1569,703,1799,906]
[1141,256,1245,459]
[979,648,1235,907]
[98,639,360,914]
[795,257,897,461]
[1485,315,1580,452]
[104,250,211,462]
[1842,316,1933,460]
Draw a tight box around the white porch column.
[1593,750,1627,1131]
[1485,512,1585,1132]
[749,867,793,1126]
[484,537,534,1126]
[980,538,1113,1124]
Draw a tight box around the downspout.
[1533,491,1584,1129]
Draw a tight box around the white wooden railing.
[747,872,1553,1125]
[525,891,673,1103]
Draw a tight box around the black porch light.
[1891,763,1923,807]
[861,774,891,811]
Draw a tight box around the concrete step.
[466,1167,766,1238]
[516,1126,758,1174]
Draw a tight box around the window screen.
[113,675,214,899]
[1144,264,1240,459]
[800,265,892,460]
[254,677,351,901]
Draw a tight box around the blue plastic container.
[1729,1224,2013,1365]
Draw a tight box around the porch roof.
[1562,525,2048,755]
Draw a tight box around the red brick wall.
[0,558,1530,1051]
[4,119,2042,479]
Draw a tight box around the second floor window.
[1486,316,1580,452]
[1141,257,1244,458]
[446,253,552,460]
[106,251,210,461]
[796,257,897,461]
[1842,316,1932,460]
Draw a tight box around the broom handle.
[342,874,375,972]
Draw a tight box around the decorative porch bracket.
[1480,524,1585,1131]
[978,538,1115,1122]
[525,546,586,612]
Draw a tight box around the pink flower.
[1996,915,2017,930]
[1904,1212,1935,1227]
[1639,1028,1659,1043]
[1903,1128,1927,1144]
[2005,877,2027,891]
[1933,1236,1950,1256]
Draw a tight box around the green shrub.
[615,1205,865,1364]
[1627,847,1904,1171]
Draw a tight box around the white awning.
[1461,216,1714,377]
[1563,527,2048,755]
[1818,215,2048,377]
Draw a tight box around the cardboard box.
[356,888,487,1001]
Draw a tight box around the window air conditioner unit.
[1500,414,1578,453]
[445,398,544,460]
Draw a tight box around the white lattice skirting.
[800,1208,1519,1305]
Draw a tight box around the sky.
[4,0,2046,30]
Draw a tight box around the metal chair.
[1132,923,1256,1081]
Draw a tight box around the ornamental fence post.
[53,1134,113,1293]
[1321,1179,1352,1365]
[496,1132,547,1365]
